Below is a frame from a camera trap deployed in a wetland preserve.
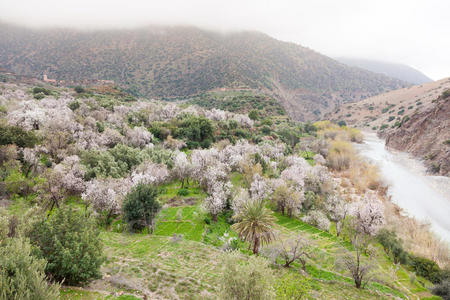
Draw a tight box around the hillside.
[385,91,450,176]
[326,77,450,129]
[336,57,433,85]
[1,79,448,299]
[0,23,408,120]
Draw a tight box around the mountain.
[0,23,408,121]
[336,57,433,85]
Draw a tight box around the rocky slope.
[385,91,450,176]
[0,23,408,121]
[326,77,450,129]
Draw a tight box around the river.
[354,132,450,243]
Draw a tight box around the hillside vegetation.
[0,80,448,299]
[0,23,408,120]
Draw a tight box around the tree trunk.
[336,222,341,237]
[212,214,218,222]
[253,237,260,255]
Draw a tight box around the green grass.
[101,232,224,299]
[154,206,205,241]
[158,181,207,205]
[273,213,433,299]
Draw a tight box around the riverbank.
[355,132,450,243]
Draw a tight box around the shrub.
[338,120,347,127]
[82,144,144,178]
[34,92,46,100]
[122,184,161,233]
[248,110,259,120]
[32,87,51,95]
[442,89,450,98]
[261,125,271,135]
[219,251,275,300]
[0,238,60,299]
[29,206,104,285]
[432,280,449,299]
[409,255,441,283]
[388,116,395,122]
[177,188,189,196]
[74,86,85,94]
[380,124,388,130]
[0,124,39,147]
[376,229,408,264]
[96,121,105,133]
[174,115,215,149]
[326,140,355,171]
[68,100,80,111]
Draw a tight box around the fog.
[1,0,449,80]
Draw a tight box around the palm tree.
[231,200,277,255]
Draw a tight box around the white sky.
[1,0,449,80]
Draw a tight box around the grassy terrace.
[14,179,431,299]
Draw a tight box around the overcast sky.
[1,0,449,80]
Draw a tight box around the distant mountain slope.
[0,23,408,120]
[336,57,433,85]
[327,77,450,128]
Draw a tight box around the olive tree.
[122,183,161,233]
[219,251,275,300]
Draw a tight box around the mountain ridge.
[0,23,409,120]
[336,57,433,85]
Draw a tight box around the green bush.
[442,89,450,98]
[81,144,145,178]
[219,251,275,300]
[96,121,105,133]
[68,100,80,111]
[177,188,189,196]
[174,115,215,149]
[29,206,104,285]
[32,87,51,96]
[0,238,60,299]
[122,184,161,233]
[34,93,46,100]
[261,125,271,135]
[74,86,85,94]
[249,110,259,120]
[338,120,347,127]
[0,124,39,147]
[432,280,449,299]
[376,229,408,264]
[409,255,441,283]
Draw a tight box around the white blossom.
[249,174,270,201]
[53,155,86,194]
[125,126,154,148]
[351,192,385,236]
[302,210,331,231]
[131,161,170,186]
